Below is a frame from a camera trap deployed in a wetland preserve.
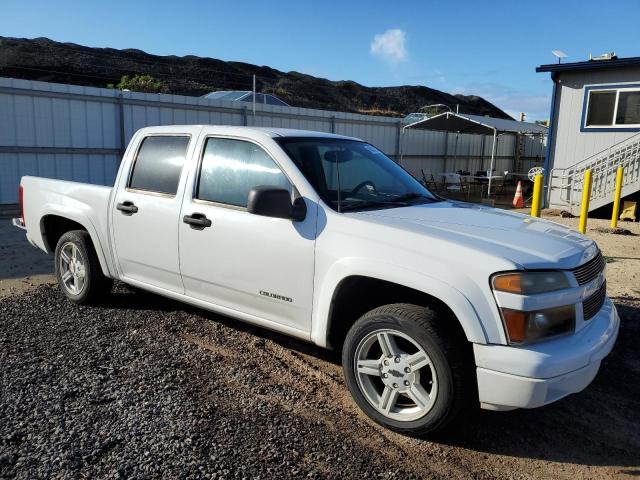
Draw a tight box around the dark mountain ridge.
[0,36,511,119]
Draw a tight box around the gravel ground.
[0,284,422,480]
[1,283,640,479]
[1,218,640,479]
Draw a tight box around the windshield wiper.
[390,192,433,203]
[340,192,436,211]
[339,199,409,212]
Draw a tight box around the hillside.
[0,36,511,119]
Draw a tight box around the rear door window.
[129,136,190,195]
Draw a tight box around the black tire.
[342,303,474,436]
[54,230,113,304]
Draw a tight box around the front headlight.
[492,271,570,294]
[499,305,575,344]
[491,271,574,344]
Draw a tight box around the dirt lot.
[1,215,639,479]
[0,220,53,299]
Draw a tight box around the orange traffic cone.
[512,181,525,208]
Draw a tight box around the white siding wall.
[550,67,640,170]
[0,77,545,203]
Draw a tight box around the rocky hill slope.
[0,36,511,119]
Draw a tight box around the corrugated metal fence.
[0,77,545,204]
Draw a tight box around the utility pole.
[252,74,256,119]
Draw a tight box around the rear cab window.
[129,135,190,195]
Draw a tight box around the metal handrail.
[548,131,640,209]
[568,130,640,170]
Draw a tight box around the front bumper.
[474,297,619,411]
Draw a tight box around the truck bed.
[20,176,114,272]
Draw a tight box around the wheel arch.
[39,210,113,278]
[312,268,488,350]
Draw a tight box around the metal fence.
[0,77,545,203]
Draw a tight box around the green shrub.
[108,74,166,93]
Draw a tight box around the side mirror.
[247,187,307,222]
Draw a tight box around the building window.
[586,91,616,126]
[584,86,640,129]
[616,91,640,125]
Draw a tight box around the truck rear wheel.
[342,303,473,436]
[54,230,113,304]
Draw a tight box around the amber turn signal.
[492,271,570,295]
[492,274,522,294]
[501,309,527,343]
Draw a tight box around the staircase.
[547,132,640,214]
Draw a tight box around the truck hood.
[353,201,597,269]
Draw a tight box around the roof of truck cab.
[137,125,361,141]
[237,127,360,140]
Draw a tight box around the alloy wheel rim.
[59,242,86,295]
[354,329,438,421]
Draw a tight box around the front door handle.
[116,201,138,215]
[183,212,212,229]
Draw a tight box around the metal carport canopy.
[402,112,548,135]
[402,112,548,195]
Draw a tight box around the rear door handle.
[116,201,138,215]
[183,212,212,229]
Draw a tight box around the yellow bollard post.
[530,174,543,217]
[578,169,592,234]
[611,166,624,229]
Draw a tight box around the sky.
[2,0,640,120]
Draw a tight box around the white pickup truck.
[14,125,619,435]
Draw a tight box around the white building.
[538,54,640,213]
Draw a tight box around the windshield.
[276,138,439,212]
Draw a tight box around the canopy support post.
[400,125,407,164]
[488,128,497,196]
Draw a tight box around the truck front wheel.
[342,303,473,436]
[54,230,113,304]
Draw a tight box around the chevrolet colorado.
[13,125,619,435]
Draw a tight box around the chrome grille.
[583,281,606,321]
[571,251,605,286]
